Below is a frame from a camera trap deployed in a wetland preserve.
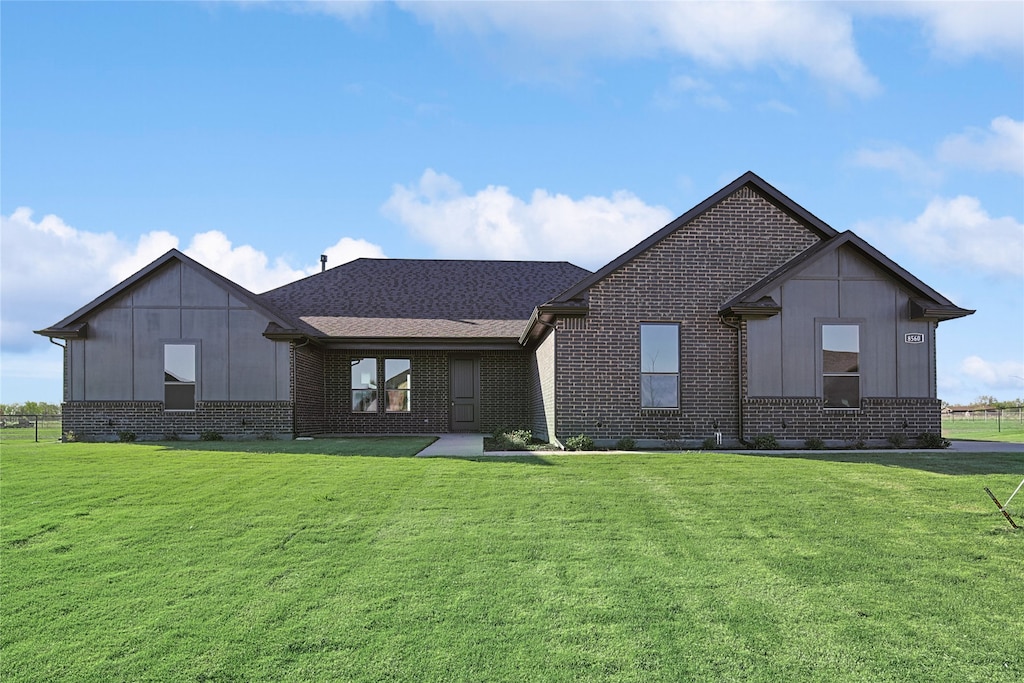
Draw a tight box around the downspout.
[721,318,745,445]
[48,337,68,406]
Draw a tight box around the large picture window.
[351,358,378,412]
[640,323,679,409]
[822,324,860,409]
[385,359,411,412]
[164,343,197,411]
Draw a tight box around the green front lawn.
[2,441,1022,682]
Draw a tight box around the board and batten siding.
[745,245,933,399]
[67,260,290,402]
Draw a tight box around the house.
[36,172,973,446]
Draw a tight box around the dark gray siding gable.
[746,245,933,399]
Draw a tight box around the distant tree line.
[0,402,62,416]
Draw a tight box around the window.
[822,324,860,409]
[164,344,196,411]
[385,359,411,412]
[640,323,679,409]
[351,358,378,412]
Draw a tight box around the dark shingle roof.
[258,258,591,339]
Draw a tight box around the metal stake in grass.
[983,487,1019,529]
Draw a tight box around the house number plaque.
[904,333,925,344]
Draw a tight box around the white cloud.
[959,356,1024,391]
[394,1,879,96]
[852,116,1023,182]
[850,144,943,185]
[0,207,385,357]
[937,116,1024,175]
[892,1,1024,59]
[896,196,1023,277]
[382,169,673,268]
[321,236,387,270]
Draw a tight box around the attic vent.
[320,255,327,272]
[562,317,589,331]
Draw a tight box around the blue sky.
[2,1,1022,406]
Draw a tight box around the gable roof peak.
[548,171,837,304]
[34,248,299,338]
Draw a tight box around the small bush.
[492,428,532,451]
[117,430,137,443]
[887,432,908,449]
[850,437,868,450]
[63,431,80,443]
[701,436,718,451]
[200,430,223,442]
[916,432,951,449]
[257,431,275,441]
[615,437,636,451]
[751,434,780,450]
[565,434,595,451]
[804,437,826,450]
[164,432,181,441]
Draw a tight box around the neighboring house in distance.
[36,172,973,446]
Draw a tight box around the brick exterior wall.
[554,187,822,445]
[321,349,529,434]
[61,401,293,441]
[292,343,326,436]
[743,397,942,446]
[480,350,530,432]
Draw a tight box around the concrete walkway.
[415,433,485,457]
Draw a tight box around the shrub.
[850,437,868,450]
[565,434,595,451]
[117,430,137,443]
[614,437,636,451]
[701,436,718,451]
[804,437,826,450]
[493,428,532,451]
[164,432,181,441]
[200,430,223,441]
[63,431,80,443]
[887,432,908,449]
[916,432,951,449]
[257,431,275,441]
[751,434,780,450]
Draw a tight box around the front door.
[450,356,480,432]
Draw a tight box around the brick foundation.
[61,401,293,441]
[743,397,942,446]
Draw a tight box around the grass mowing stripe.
[2,443,1022,682]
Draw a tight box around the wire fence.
[942,407,1024,434]
[0,414,63,442]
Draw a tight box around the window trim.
[163,341,199,412]
[640,322,680,410]
[818,320,863,410]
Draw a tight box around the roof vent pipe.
[320,255,327,272]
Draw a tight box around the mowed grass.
[943,417,1024,443]
[2,441,1022,682]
